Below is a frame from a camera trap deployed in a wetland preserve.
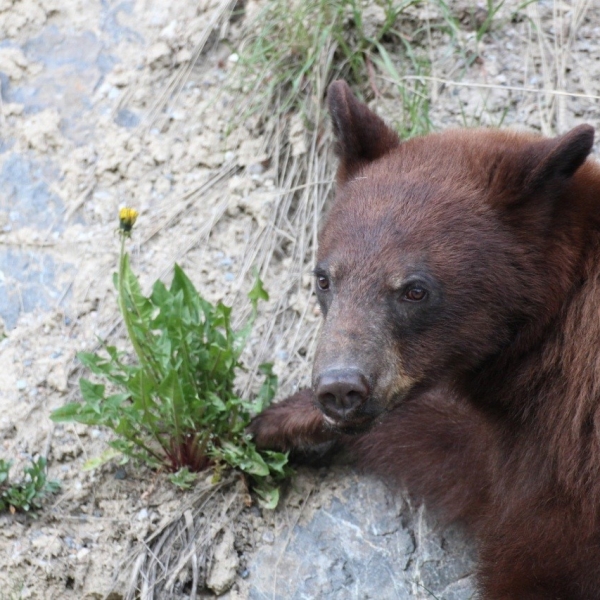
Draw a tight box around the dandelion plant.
[51,209,290,507]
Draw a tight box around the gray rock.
[207,529,240,596]
[0,149,75,331]
[249,475,476,600]
[0,249,74,329]
[13,26,110,144]
[0,154,64,231]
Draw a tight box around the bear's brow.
[387,268,433,291]
[388,276,407,290]
[313,263,339,278]
[326,263,341,279]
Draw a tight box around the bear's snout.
[315,368,370,423]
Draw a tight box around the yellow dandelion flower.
[119,207,138,233]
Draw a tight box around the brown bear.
[250,80,600,599]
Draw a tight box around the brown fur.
[250,81,600,599]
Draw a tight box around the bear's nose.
[315,369,370,421]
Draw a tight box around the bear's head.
[313,80,596,431]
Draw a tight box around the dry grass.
[525,0,594,134]
[119,475,244,600]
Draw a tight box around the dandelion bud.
[119,207,139,233]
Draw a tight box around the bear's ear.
[523,124,594,194]
[328,80,400,183]
[491,124,595,224]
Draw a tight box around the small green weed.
[51,210,290,508]
[474,0,505,41]
[0,457,60,514]
[0,581,25,600]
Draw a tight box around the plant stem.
[118,236,160,386]
[228,403,239,442]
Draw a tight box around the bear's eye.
[404,287,427,302]
[316,275,330,291]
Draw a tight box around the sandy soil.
[0,0,599,598]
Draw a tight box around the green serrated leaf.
[207,391,227,412]
[80,378,106,405]
[121,254,154,323]
[158,369,185,413]
[169,467,197,489]
[254,484,280,509]
[253,362,278,414]
[50,402,84,422]
[150,279,171,310]
[170,264,213,321]
[83,447,122,471]
[262,450,291,476]
[220,441,270,477]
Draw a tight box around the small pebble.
[247,163,265,176]
[262,531,274,544]
[16,380,27,390]
[77,548,90,561]
[64,536,76,549]
[114,468,127,480]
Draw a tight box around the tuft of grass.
[51,212,291,508]
[232,0,432,138]
[0,457,60,514]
